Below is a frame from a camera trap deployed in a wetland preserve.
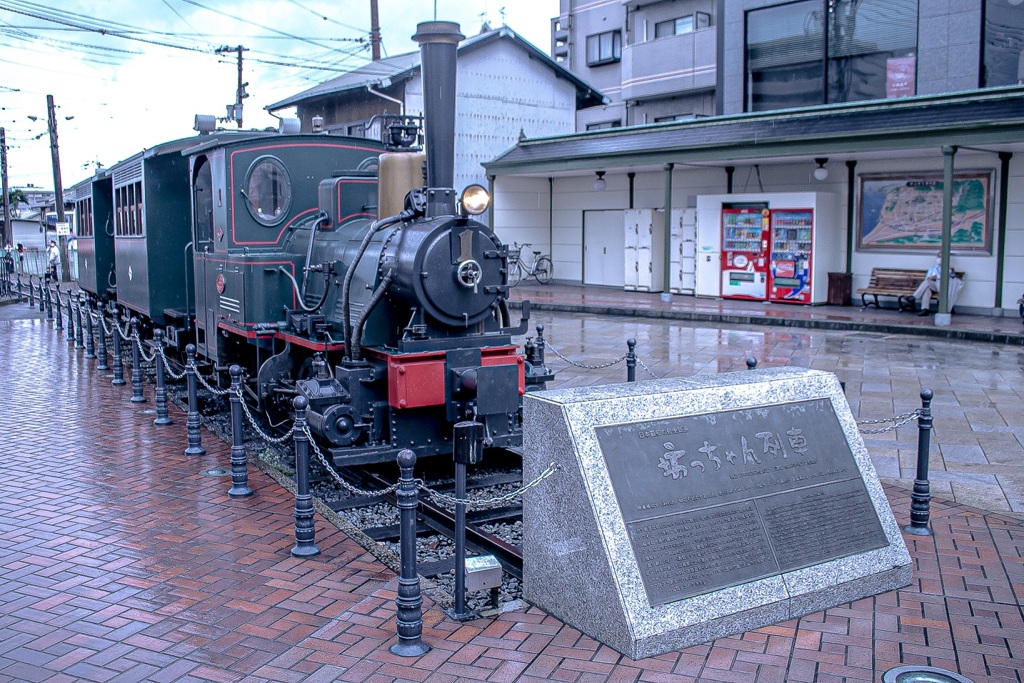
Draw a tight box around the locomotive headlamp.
[459,184,490,215]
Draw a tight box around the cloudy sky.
[0,0,556,189]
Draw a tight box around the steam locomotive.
[69,21,548,466]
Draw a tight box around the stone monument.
[522,367,911,660]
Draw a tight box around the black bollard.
[626,338,637,383]
[523,323,556,391]
[390,448,430,657]
[28,275,34,307]
[17,274,25,302]
[746,356,758,370]
[446,421,484,622]
[129,318,146,402]
[183,345,206,456]
[152,330,172,426]
[45,281,53,320]
[74,295,85,349]
[110,312,126,386]
[65,290,75,342]
[535,323,547,366]
[227,365,253,497]
[290,396,320,557]
[37,279,44,312]
[53,285,63,331]
[95,308,109,370]
[904,388,934,536]
[84,299,96,359]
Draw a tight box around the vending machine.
[720,208,769,300]
[768,208,814,304]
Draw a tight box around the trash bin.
[827,272,852,306]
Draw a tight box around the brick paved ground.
[1,302,1023,682]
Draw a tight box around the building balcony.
[620,28,716,102]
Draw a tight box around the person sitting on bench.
[911,251,959,316]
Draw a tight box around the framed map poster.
[858,171,993,253]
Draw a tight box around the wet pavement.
[1,290,1023,682]
[521,306,1024,519]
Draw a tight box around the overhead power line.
[279,0,367,34]
[173,0,364,51]
[0,0,210,53]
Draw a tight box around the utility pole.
[370,0,381,61]
[47,94,70,282]
[1,127,10,247]
[217,45,249,128]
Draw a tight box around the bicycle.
[508,242,553,286]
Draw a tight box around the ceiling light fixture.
[813,158,829,181]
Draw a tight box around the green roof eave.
[484,86,1024,174]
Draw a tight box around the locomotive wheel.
[533,257,553,284]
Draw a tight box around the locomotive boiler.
[193,20,540,466]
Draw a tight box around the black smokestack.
[412,21,464,214]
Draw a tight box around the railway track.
[157,365,528,604]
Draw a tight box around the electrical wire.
[159,0,205,43]
[0,1,209,53]
[279,0,368,34]
[172,0,364,51]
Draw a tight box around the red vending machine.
[768,208,814,304]
[721,208,769,300]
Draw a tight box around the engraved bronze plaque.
[595,398,888,606]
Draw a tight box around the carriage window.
[193,157,214,245]
[243,156,292,226]
[76,198,93,237]
[114,181,143,236]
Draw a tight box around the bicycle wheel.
[533,256,553,284]
[508,261,523,287]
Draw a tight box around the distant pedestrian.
[1017,292,1024,325]
[47,240,59,280]
[16,242,24,272]
[911,251,961,316]
[1,245,12,295]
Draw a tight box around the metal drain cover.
[202,468,229,477]
[882,666,975,683]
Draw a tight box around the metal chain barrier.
[857,410,921,434]
[420,462,560,509]
[113,318,131,341]
[157,345,187,381]
[193,367,231,396]
[95,312,114,337]
[132,332,157,364]
[635,355,661,379]
[543,339,627,370]
[235,385,296,445]
[304,425,401,497]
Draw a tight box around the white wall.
[493,152,1022,313]
[844,152,1006,313]
[404,39,579,193]
[999,155,1024,316]
[493,175,551,262]
[456,43,578,191]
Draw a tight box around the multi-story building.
[552,0,718,129]
[483,1,1024,316]
[554,0,1024,128]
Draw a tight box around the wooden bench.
[857,268,965,311]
